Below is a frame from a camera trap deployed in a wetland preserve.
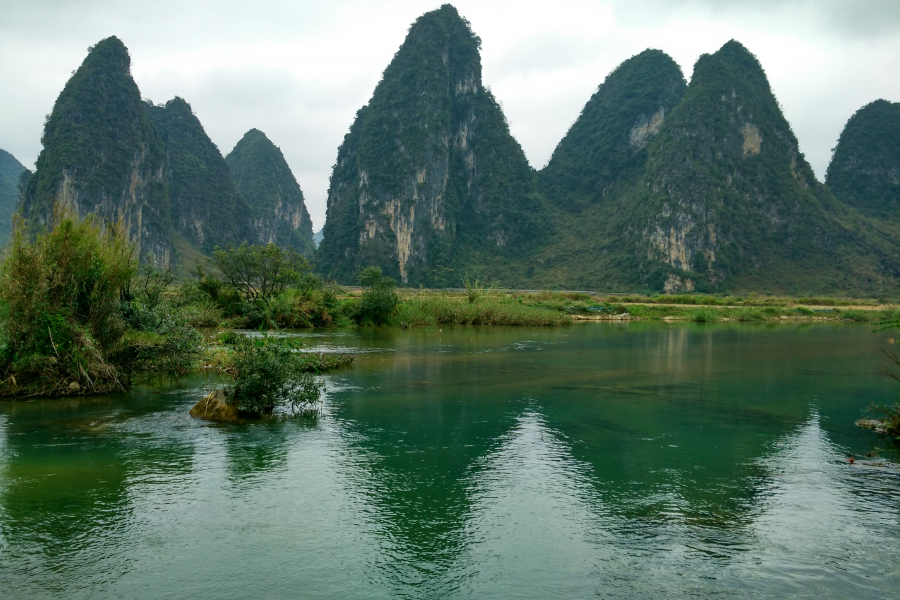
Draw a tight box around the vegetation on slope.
[826,99,900,218]
[19,37,172,262]
[518,40,900,296]
[317,4,544,286]
[226,129,316,256]
[541,49,686,211]
[146,97,250,254]
[0,149,26,247]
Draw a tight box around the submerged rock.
[190,389,243,423]
[856,419,888,434]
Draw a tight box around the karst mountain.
[0,149,26,248]
[226,129,316,256]
[316,4,543,285]
[826,99,900,219]
[12,15,900,295]
[19,37,173,262]
[16,36,315,266]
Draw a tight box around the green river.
[1,323,899,598]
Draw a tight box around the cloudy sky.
[2,0,898,229]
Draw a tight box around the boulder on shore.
[190,389,243,423]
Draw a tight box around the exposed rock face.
[19,37,172,263]
[316,4,541,285]
[826,99,900,218]
[146,98,251,253]
[527,39,900,294]
[633,40,874,291]
[541,49,687,209]
[226,129,316,256]
[189,389,243,423]
[0,149,26,247]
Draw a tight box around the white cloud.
[1,0,898,229]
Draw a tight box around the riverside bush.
[0,210,203,397]
[190,248,347,329]
[355,267,398,325]
[223,334,324,415]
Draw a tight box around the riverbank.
[386,289,900,325]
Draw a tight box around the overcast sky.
[2,0,898,230]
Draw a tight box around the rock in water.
[19,37,172,264]
[226,129,316,256]
[316,4,542,286]
[190,389,243,423]
[826,99,900,219]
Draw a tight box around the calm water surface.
[1,323,899,598]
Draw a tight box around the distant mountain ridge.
[13,14,900,295]
[315,10,900,295]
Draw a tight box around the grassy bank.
[393,295,571,326]
[444,290,900,323]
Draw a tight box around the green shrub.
[0,211,134,396]
[692,309,720,323]
[0,210,204,397]
[867,403,900,437]
[223,334,324,416]
[212,243,310,300]
[356,266,398,325]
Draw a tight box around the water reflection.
[0,324,898,597]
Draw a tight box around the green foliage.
[19,37,171,262]
[462,273,494,303]
[185,258,345,329]
[0,210,204,397]
[356,266,399,325]
[316,5,545,285]
[0,149,26,248]
[226,129,316,256]
[541,49,687,210]
[146,97,250,253]
[395,295,571,326]
[223,334,324,416]
[826,99,900,218]
[0,210,133,395]
[213,243,310,301]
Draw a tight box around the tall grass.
[395,296,570,326]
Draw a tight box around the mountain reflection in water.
[0,323,898,598]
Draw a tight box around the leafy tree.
[212,243,310,301]
[356,266,398,325]
[224,334,323,415]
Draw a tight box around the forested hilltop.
[226,129,316,256]
[15,36,316,267]
[316,4,543,286]
[826,100,900,219]
[315,6,900,295]
[0,149,26,248]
